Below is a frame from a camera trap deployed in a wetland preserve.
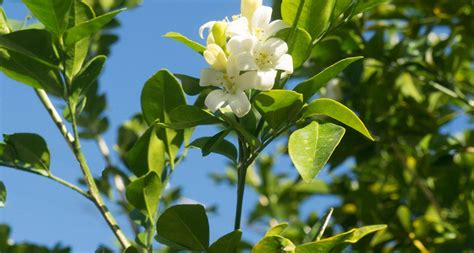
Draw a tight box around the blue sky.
[0,0,341,251]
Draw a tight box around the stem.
[67,99,131,249]
[0,161,91,200]
[234,134,248,230]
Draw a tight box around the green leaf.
[294,56,363,102]
[303,98,374,140]
[275,27,312,69]
[64,8,124,46]
[209,230,242,253]
[221,112,261,150]
[252,235,295,253]
[0,181,5,208]
[164,32,206,54]
[0,29,59,68]
[303,208,334,243]
[0,8,12,34]
[64,1,95,78]
[21,0,72,35]
[141,69,188,168]
[156,204,210,251]
[3,133,51,176]
[265,223,289,237]
[188,134,237,162]
[175,74,205,96]
[295,225,387,252]
[288,122,345,183]
[281,0,336,40]
[122,246,139,253]
[71,55,106,101]
[158,105,221,129]
[254,90,304,129]
[125,126,165,177]
[125,171,163,220]
[353,0,390,16]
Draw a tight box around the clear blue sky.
[0,0,340,251]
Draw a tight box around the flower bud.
[203,44,228,71]
[241,0,262,24]
[212,21,227,48]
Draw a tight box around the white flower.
[241,0,262,25]
[227,35,293,90]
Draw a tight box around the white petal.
[199,21,215,39]
[241,0,263,24]
[260,38,288,58]
[252,6,272,30]
[255,70,277,90]
[275,54,293,74]
[227,35,257,55]
[227,51,258,78]
[227,91,251,117]
[204,44,227,71]
[200,68,225,87]
[235,70,259,91]
[205,89,228,112]
[262,20,289,40]
[226,17,250,37]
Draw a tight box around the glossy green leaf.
[156,204,210,251]
[288,122,345,183]
[175,74,205,96]
[209,230,242,253]
[188,134,237,162]
[64,1,95,78]
[221,112,261,149]
[125,171,163,220]
[294,56,363,102]
[252,235,295,253]
[265,223,289,237]
[254,90,304,129]
[281,0,336,40]
[70,55,106,101]
[333,0,353,20]
[0,181,5,208]
[275,27,312,68]
[303,98,374,140]
[157,105,221,129]
[64,8,124,46]
[295,225,387,252]
[125,126,165,177]
[3,133,51,176]
[21,0,72,34]
[164,32,206,54]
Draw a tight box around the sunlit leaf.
[254,90,303,129]
[209,230,242,253]
[125,171,163,220]
[164,32,206,54]
[21,0,72,34]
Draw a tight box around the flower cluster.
[199,0,293,117]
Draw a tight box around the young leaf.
[0,8,12,34]
[281,0,336,40]
[303,98,374,140]
[265,223,289,237]
[3,133,51,176]
[253,235,296,253]
[156,204,210,251]
[294,56,363,102]
[70,55,106,101]
[295,225,387,252]
[125,126,165,177]
[64,8,125,46]
[175,74,206,96]
[164,32,206,54]
[275,27,312,68]
[209,230,242,253]
[288,122,345,183]
[64,1,95,78]
[254,90,304,129]
[160,105,222,129]
[21,0,72,35]
[188,134,237,162]
[0,181,5,208]
[125,171,163,220]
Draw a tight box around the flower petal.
[227,51,258,78]
[255,70,277,90]
[200,68,225,87]
[204,44,228,71]
[263,20,289,40]
[205,89,228,112]
[227,91,251,117]
[226,17,250,37]
[235,70,260,91]
[259,38,288,58]
[275,54,293,74]
[241,0,263,24]
[252,6,272,30]
[199,21,215,39]
[227,35,257,55]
